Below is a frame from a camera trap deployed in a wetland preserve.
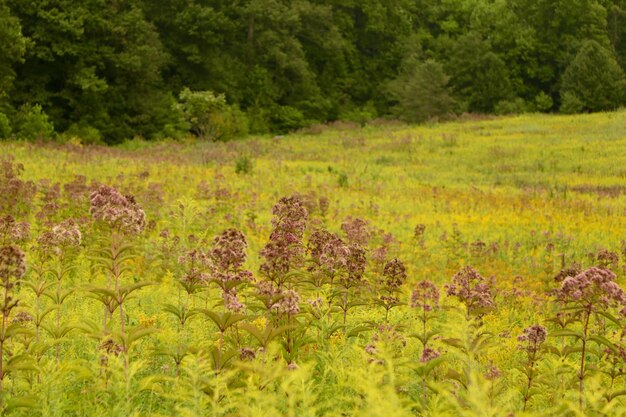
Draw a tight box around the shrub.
[534,92,554,112]
[64,123,103,145]
[235,155,254,175]
[494,97,531,115]
[177,88,248,141]
[387,59,455,123]
[560,92,584,114]
[560,40,626,112]
[14,104,55,141]
[0,113,11,139]
[269,105,306,133]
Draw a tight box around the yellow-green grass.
[0,110,625,416]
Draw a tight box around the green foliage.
[0,113,11,139]
[494,98,532,115]
[560,92,585,114]
[534,92,554,112]
[0,112,625,415]
[14,104,54,141]
[235,155,254,175]
[64,123,102,145]
[0,0,625,138]
[387,59,456,123]
[445,33,514,113]
[561,40,626,112]
[177,88,248,141]
[0,0,25,99]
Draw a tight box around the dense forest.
[1,0,626,144]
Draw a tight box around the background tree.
[387,59,455,122]
[560,39,626,112]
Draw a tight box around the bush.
[235,155,254,175]
[0,113,11,139]
[269,105,306,133]
[560,40,626,112]
[338,101,378,125]
[534,92,554,112]
[65,123,103,145]
[14,104,55,141]
[494,97,531,115]
[560,92,584,114]
[387,59,456,123]
[177,88,248,141]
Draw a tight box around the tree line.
[1,0,625,144]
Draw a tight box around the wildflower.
[318,196,330,217]
[11,311,33,324]
[597,249,619,268]
[341,217,370,246]
[0,245,26,283]
[414,224,426,240]
[37,219,82,255]
[517,325,548,354]
[209,228,253,285]
[179,249,211,285]
[555,267,626,312]
[446,266,495,317]
[470,240,487,258]
[99,338,124,356]
[420,347,441,363]
[239,347,256,361]
[554,264,582,282]
[345,244,367,284]
[307,297,323,309]
[223,290,245,313]
[485,364,501,380]
[411,280,440,312]
[383,258,407,290]
[276,289,300,315]
[210,229,248,272]
[0,215,30,244]
[260,195,308,279]
[89,185,146,235]
[256,281,281,298]
[307,229,350,274]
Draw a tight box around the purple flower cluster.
[345,244,367,284]
[178,249,211,285]
[37,219,82,255]
[555,267,626,313]
[89,185,146,235]
[596,249,619,268]
[260,196,308,279]
[517,325,547,354]
[383,258,407,290]
[307,229,350,275]
[419,347,441,363]
[274,289,301,315]
[341,217,370,246]
[0,215,30,245]
[446,266,494,317]
[0,245,26,284]
[223,290,246,313]
[411,280,440,312]
[209,228,253,284]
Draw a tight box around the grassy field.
[0,111,625,416]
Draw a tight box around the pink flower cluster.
[89,185,146,235]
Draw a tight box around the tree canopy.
[0,0,625,143]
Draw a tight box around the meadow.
[1,111,626,416]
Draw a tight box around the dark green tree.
[560,39,626,112]
[8,0,181,143]
[0,0,25,110]
[444,32,513,113]
[387,59,455,122]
